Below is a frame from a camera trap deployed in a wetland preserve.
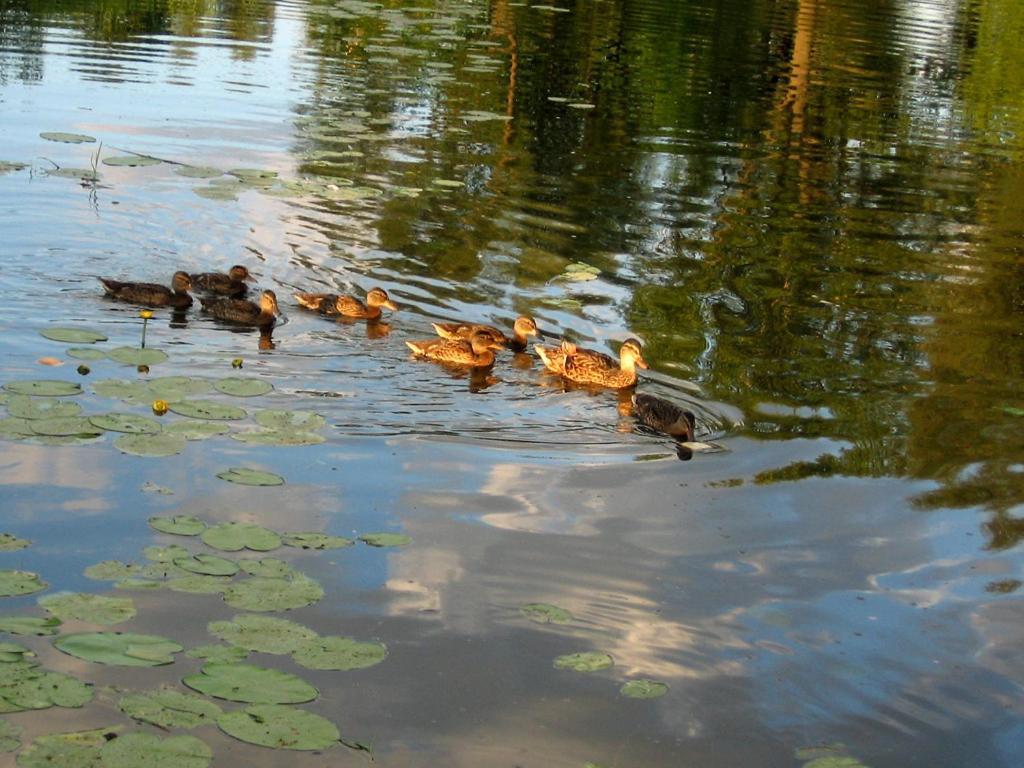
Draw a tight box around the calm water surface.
[1,0,1023,765]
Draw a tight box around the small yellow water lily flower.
[231,358,244,369]
[152,399,168,415]
[139,310,154,319]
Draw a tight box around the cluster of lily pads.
[0,512,411,761]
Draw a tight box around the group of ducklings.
[98,267,696,442]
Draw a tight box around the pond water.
[1,0,1023,765]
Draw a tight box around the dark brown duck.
[200,289,280,328]
[190,265,252,297]
[99,271,193,308]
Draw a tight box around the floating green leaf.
[292,636,387,671]
[92,379,148,402]
[1002,406,1024,417]
[102,155,161,167]
[0,616,61,636]
[7,396,82,420]
[552,651,614,672]
[803,759,869,768]
[209,614,317,654]
[174,554,239,577]
[149,516,206,536]
[114,433,187,457]
[359,532,411,548]
[0,718,21,751]
[107,347,168,366]
[40,132,96,143]
[0,535,30,552]
[0,642,33,664]
[40,328,107,344]
[101,732,211,768]
[0,664,93,711]
[519,603,574,624]
[254,410,326,431]
[169,400,246,420]
[201,522,281,552]
[39,593,136,625]
[84,561,140,581]
[140,481,173,494]
[213,378,273,397]
[15,727,118,768]
[67,347,107,360]
[186,644,249,664]
[165,575,232,594]
[229,168,278,181]
[54,632,182,666]
[45,167,100,181]
[238,558,296,578]
[147,376,213,399]
[143,544,190,563]
[4,380,81,397]
[193,185,238,202]
[223,576,323,612]
[0,418,35,438]
[282,532,353,550]
[175,166,222,179]
[30,417,102,437]
[231,430,325,446]
[163,421,230,440]
[119,688,222,730]
[183,663,317,704]
[90,413,161,434]
[619,679,668,699]
[115,579,162,591]
[0,571,46,597]
[215,466,284,485]
[218,704,339,751]
[0,161,28,175]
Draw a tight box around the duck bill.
[383,300,399,311]
[636,359,649,369]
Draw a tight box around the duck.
[406,330,505,368]
[99,271,193,308]
[190,265,252,297]
[294,287,398,319]
[200,289,280,328]
[631,394,696,441]
[432,316,541,352]
[536,338,648,389]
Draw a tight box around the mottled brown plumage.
[191,265,252,297]
[200,289,280,328]
[536,338,648,389]
[406,330,504,367]
[294,287,398,319]
[99,271,193,308]
[432,316,540,352]
[632,394,696,440]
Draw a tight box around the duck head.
[171,272,192,292]
[367,287,398,311]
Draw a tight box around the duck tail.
[430,322,448,338]
[406,340,425,355]
[293,292,321,310]
[98,277,121,294]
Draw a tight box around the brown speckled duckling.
[536,338,647,389]
[631,394,696,441]
[200,289,280,328]
[191,265,252,297]
[99,271,193,308]
[432,315,541,352]
[294,287,397,319]
[406,330,505,368]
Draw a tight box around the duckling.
[294,287,397,319]
[536,338,648,389]
[99,271,193,308]
[190,265,252,297]
[406,330,505,368]
[432,315,541,352]
[200,289,280,328]
[631,394,696,441]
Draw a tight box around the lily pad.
[45,167,100,181]
[292,636,387,671]
[40,328,107,344]
[0,161,28,175]
[174,554,239,577]
[4,380,82,397]
[0,664,92,712]
[141,481,173,494]
[175,166,222,179]
[165,575,232,594]
[0,618,61,638]
[201,522,281,552]
[102,155,161,167]
[215,467,284,486]
[229,168,278,180]
[114,433,187,457]
[619,679,669,699]
[100,732,211,768]
[0,535,30,552]
[107,347,168,366]
[218,704,339,751]
[67,347,108,360]
[0,418,35,438]
[114,579,162,591]
[14,727,118,768]
[0,718,21,751]
[359,532,411,548]
[30,417,102,437]
[254,410,326,431]
[213,378,273,397]
[282,532,353,550]
[54,632,182,666]
[223,575,323,612]
[186,644,249,663]
[147,376,213,399]
[90,413,161,434]
[209,614,317,654]
[169,400,246,420]
[84,561,141,581]
[163,421,231,440]
[238,558,296,578]
[193,185,238,202]
[183,662,317,704]
[92,379,149,402]
[0,571,46,597]
[231,430,326,446]
[39,593,136,625]
[143,545,190,563]
[0,642,33,663]
[520,603,574,624]
[149,516,206,536]
[553,651,614,672]
[40,131,96,143]
[119,689,222,730]
[7,396,82,420]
